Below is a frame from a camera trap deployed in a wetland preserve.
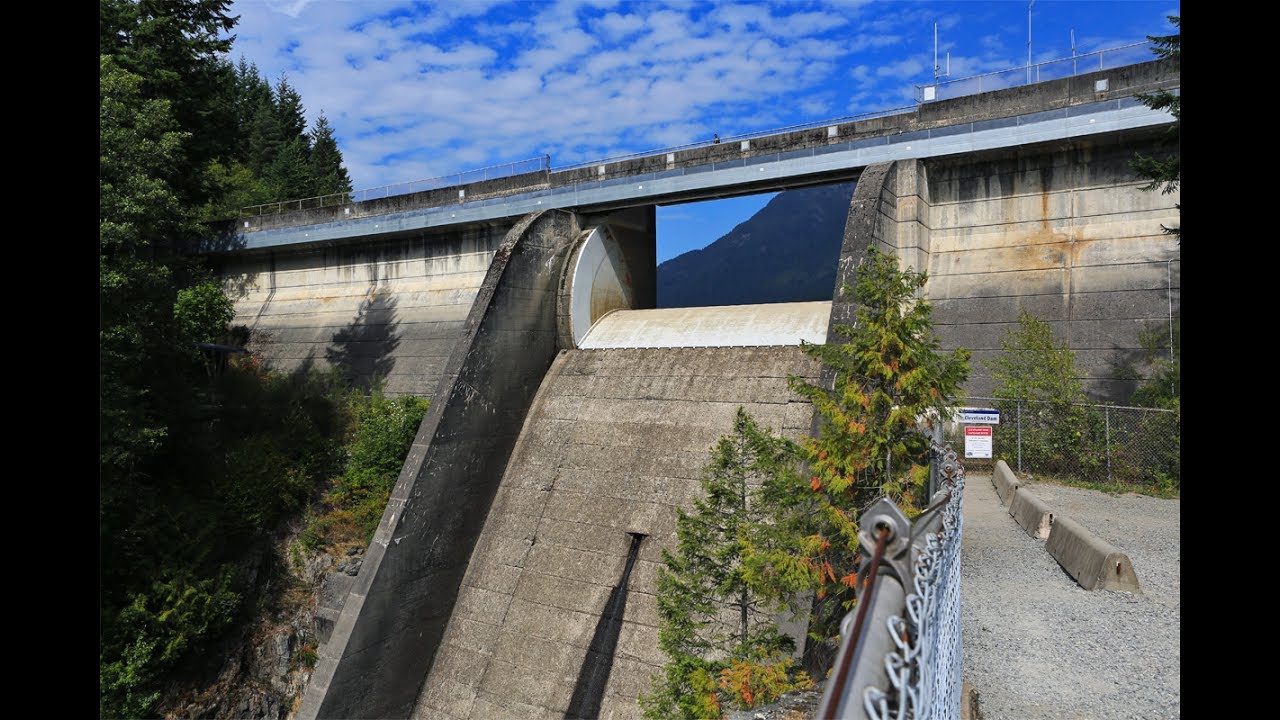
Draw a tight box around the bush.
[100,569,240,718]
[303,389,430,549]
[987,312,1102,478]
[100,361,351,719]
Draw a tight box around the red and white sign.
[964,425,992,459]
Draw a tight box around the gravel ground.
[961,474,1180,720]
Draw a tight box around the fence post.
[930,422,943,497]
[1105,406,1111,483]
[1017,400,1023,473]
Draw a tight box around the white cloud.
[876,57,926,81]
[224,0,1169,192]
[593,11,646,40]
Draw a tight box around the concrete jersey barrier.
[992,460,1019,505]
[1045,515,1142,593]
[1008,487,1054,539]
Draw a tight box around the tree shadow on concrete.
[326,288,400,392]
[287,348,318,384]
[1106,346,1147,403]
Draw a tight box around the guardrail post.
[930,422,943,498]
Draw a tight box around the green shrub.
[303,389,430,549]
[100,569,240,718]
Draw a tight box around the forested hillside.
[99,3,401,718]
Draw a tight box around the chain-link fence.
[944,396,1179,491]
[817,436,966,720]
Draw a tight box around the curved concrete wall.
[299,210,582,719]
[560,225,637,347]
[414,346,822,720]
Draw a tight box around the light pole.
[1027,0,1036,83]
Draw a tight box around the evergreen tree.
[776,248,970,667]
[274,74,309,142]
[310,113,353,197]
[100,53,216,718]
[247,92,284,177]
[1132,15,1180,240]
[268,135,314,199]
[100,54,198,491]
[231,57,273,163]
[100,0,240,205]
[643,409,813,719]
[100,2,361,715]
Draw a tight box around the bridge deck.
[960,474,1179,719]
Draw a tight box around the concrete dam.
[202,58,1180,719]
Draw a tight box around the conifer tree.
[310,113,353,197]
[268,135,313,199]
[643,409,813,719]
[100,0,239,205]
[776,247,970,663]
[1132,15,1180,239]
[274,75,309,145]
[231,57,274,163]
[247,93,284,176]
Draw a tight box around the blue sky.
[227,0,1179,262]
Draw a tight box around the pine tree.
[779,247,969,666]
[309,113,353,197]
[1132,15,1180,239]
[643,409,813,719]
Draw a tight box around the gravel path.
[961,475,1180,720]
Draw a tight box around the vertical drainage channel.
[565,532,647,720]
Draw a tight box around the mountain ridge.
[656,182,855,308]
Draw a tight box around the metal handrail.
[239,155,551,218]
[549,104,917,173]
[238,39,1161,220]
[916,40,1152,95]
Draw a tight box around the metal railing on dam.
[236,41,1158,222]
[239,155,552,217]
[220,53,1177,252]
[914,41,1154,102]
